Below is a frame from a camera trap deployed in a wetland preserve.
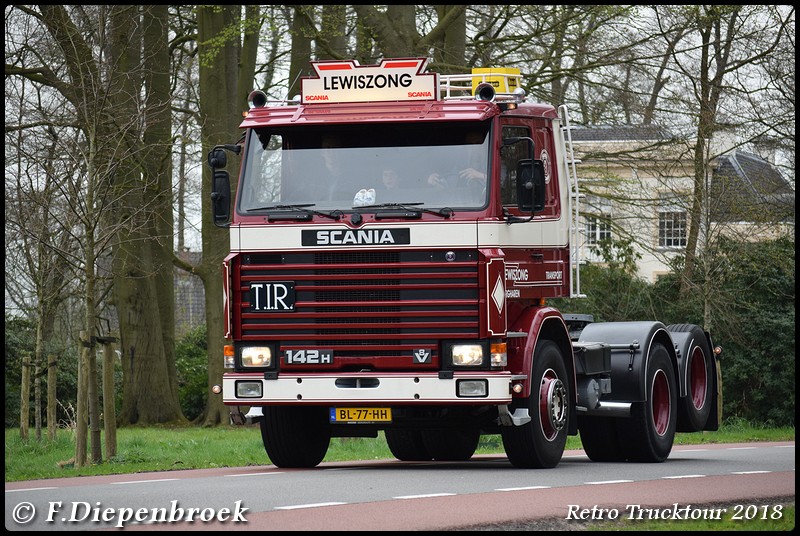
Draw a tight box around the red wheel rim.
[651,369,671,436]
[688,346,707,410]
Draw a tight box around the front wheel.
[422,429,480,461]
[260,406,331,468]
[385,429,432,461]
[501,340,570,468]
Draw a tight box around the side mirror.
[208,148,227,169]
[515,159,546,214]
[207,144,240,227]
[211,170,231,226]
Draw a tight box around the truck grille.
[236,250,480,369]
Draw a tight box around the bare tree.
[6,5,186,462]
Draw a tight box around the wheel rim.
[539,368,567,441]
[651,369,671,436]
[688,346,708,410]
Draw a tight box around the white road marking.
[275,502,347,510]
[112,478,179,485]
[225,472,284,477]
[394,493,457,499]
[732,470,771,475]
[495,486,551,491]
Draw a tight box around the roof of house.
[568,124,672,142]
[711,150,794,223]
[715,150,793,197]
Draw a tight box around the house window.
[584,195,612,249]
[658,196,687,248]
[586,215,611,247]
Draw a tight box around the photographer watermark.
[566,503,785,522]
[11,500,248,528]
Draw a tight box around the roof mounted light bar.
[245,59,527,108]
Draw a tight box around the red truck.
[208,58,722,469]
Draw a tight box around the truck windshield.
[237,123,490,213]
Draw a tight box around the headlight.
[235,381,263,398]
[241,346,273,368]
[451,344,484,367]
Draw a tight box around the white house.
[569,125,794,282]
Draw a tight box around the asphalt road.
[5,441,794,531]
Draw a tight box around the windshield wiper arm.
[247,204,342,220]
[358,202,453,219]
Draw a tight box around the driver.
[426,130,488,190]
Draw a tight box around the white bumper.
[223,371,514,405]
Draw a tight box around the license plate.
[329,407,392,423]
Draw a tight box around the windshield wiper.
[247,204,342,221]
[358,202,454,219]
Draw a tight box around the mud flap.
[229,406,246,425]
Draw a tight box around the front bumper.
[222,371,516,405]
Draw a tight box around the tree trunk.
[288,6,314,98]
[197,5,256,425]
[109,6,185,425]
[679,7,737,295]
[195,5,261,425]
[144,4,181,418]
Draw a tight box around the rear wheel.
[385,429,432,461]
[260,406,331,468]
[620,343,676,462]
[501,340,570,468]
[421,429,480,461]
[668,324,713,431]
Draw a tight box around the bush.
[707,237,795,426]
[175,325,208,422]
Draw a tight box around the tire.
[421,429,480,461]
[501,340,570,468]
[668,324,713,432]
[260,406,330,468]
[578,415,626,462]
[385,429,433,461]
[619,343,676,462]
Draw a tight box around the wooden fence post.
[75,331,89,468]
[48,354,57,441]
[98,334,118,459]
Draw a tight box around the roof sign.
[300,58,438,104]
